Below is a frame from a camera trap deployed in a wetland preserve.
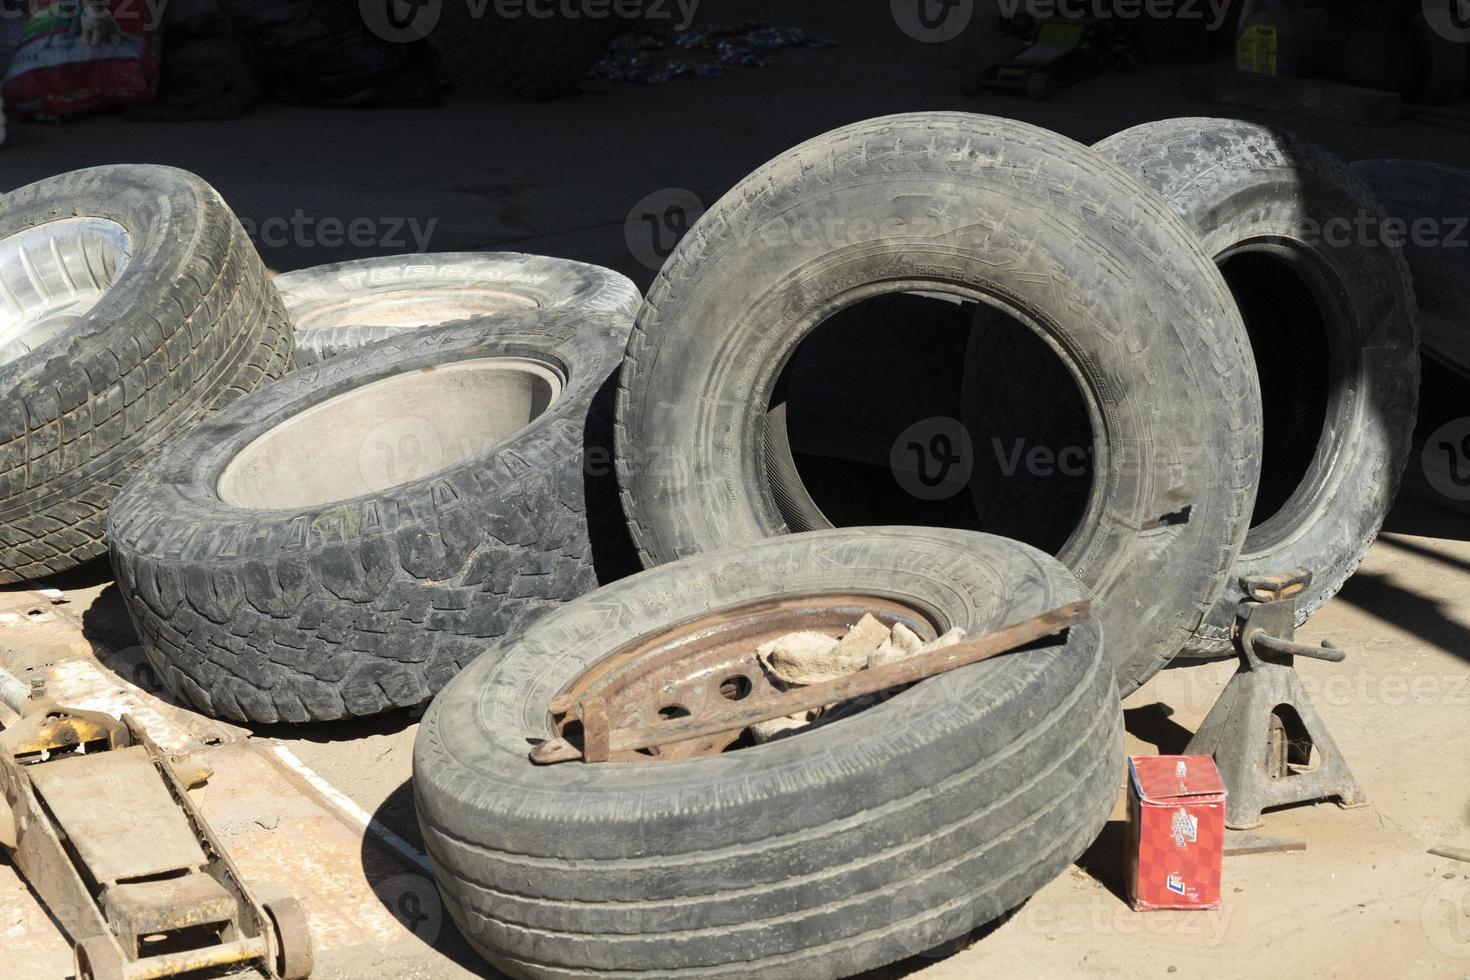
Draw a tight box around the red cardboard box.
[1125,755,1226,910]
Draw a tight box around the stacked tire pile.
[1,112,1453,979]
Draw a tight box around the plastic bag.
[2,0,160,119]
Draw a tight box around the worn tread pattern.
[1094,120,1420,655]
[0,165,292,584]
[414,528,1123,979]
[108,311,632,723]
[277,253,641,368]
[614,113,1263,695]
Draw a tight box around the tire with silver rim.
[276,252,640,367]
[0,165,292,584]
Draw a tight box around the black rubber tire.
[1354,160,1470,374]
[108,310,633,723]
[1100,120,1419,655]
[277,253,641,368]
[971,119,1419,658]
[0,165,293,585]
[414,527,1122,980]
[430,7,619,99]
[615,112,1263,696]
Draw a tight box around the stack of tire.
[413,115,1419,979]
[7,112,1432,980]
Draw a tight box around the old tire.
[970,121,1421,657]
[1096,120,1419,655]
[415,527,1122,979]
[0,165,293,584]
[108,310,632,723]
[277,253,640,367]
[616,113,1262,695]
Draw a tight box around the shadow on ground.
[365,781,501,978]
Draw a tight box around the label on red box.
[1125,755,1226,910]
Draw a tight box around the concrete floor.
[2,2,1470,977]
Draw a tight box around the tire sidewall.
[1098,119,1419,651]
[109,311,627,563]
[618,114,1262,693]
[277,253,640,363]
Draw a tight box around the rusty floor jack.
[0,668,312,980]
[1185,570,1368,854]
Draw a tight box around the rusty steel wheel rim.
[546,593,942,763]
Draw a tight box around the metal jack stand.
[1185,569,1367,846]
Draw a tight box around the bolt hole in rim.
[292,287,542,331]
[550,593,943,762]
[1217,240,1352,556]
[217,357,564,510]
[0,217,133,368]
[765,284,1104,561]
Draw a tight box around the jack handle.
[1250,633,1346,663]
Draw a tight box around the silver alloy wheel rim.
[0,217,133,368]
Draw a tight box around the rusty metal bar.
[120,936,269,980]
[535,600,1089,764]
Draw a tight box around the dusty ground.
[5,482,1469,980]
[2,1,1470,978]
